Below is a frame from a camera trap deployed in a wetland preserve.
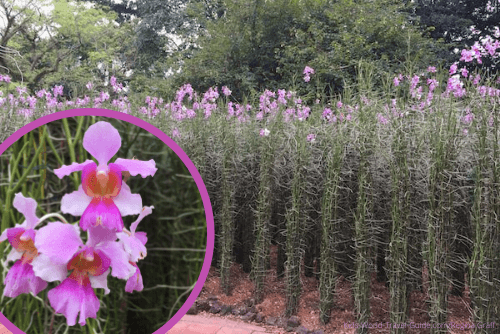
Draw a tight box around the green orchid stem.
[45,131,65,168]
[9,140,31,189]
[168,283,195,320]
[10,130,48,195]
[38,213,69,225]
[62,118,80,190]
[1,130,49,239]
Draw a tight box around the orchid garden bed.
[1,36,500,333]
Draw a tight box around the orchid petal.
[130,206,154,234]
[0,228,9,243]
[125,262,143,293]
[96,242,135,280]
[113,182,142,216]
[112,159,157,178]
[134,232,148,246]
[6,228,25,249]
[89,268,111,295]
[13,193,39,229]
[80,198,123,231]
[117,232,147,263]
[0,223,24,243]
[54,160,95,179]
[6,248,23,263]
[48,276,100,326]
[21,229,36,243]
[87,225,117,248]
[34,222,82,265]
[3,260,48,298]
[83,122,121,166]
[31,254,68,282]
[61,185,93,217]
[67,247,110,277]
[82,163,122,197]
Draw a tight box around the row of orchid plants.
[0,26,499,142]
[2,66,499,132]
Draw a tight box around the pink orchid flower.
[32,222,135,326]
[117,206,153,293]
[54,121,157,231]
[0,193,48,297]
[117,206,152,263]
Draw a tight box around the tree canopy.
[174,0,448,101]
[0,0,136,94]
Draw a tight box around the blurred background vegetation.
[0,116,207,334]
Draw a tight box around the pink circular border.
[0,109,214,334]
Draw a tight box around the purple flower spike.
[35,222,135,282]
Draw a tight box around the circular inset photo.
[0,109,214,334]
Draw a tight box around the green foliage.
[425,97,461,333]
[415,0,500,42]
[468,102,500,329]
[414,0,500,72]
[219,120,236,295]
[388,115,414,333]
[318,123,346,324]
[285,121,309,316]
[1,0,135,94]
[176,0,446,101]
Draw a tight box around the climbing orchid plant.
[0,121,157,326]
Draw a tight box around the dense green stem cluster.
[469,101,500,333]
[251,133,274,302]
[388,117,412,334]
[285,123,308,316]
[319,128,345,324]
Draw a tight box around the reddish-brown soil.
[198,245,474,334]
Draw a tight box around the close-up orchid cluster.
[0,121,157,328]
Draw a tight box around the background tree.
[175,0,448,102]
[414,0,500,72]
[0,0,135,94]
